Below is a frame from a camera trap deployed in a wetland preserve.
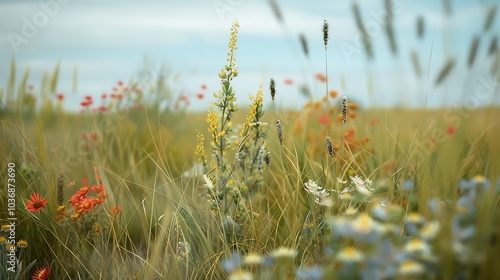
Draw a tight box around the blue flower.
[296,265,323,280]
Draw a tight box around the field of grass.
[1,19,500,280]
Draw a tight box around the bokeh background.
[1,0,499,110]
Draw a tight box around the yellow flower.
[337,246,364,263]
[5,244,15,251]
[17,240,28,248]
[0,236,7,244]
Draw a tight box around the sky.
[0,0,499,111]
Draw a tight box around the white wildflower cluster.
[304,180,333,207]
[335,175,374,201]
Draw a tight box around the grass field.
[1,19,500,280]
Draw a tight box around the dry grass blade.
[299,33,309,57]
[352,2,374,59]
[488,36,498,56]
[385,0,398,55]
[268,0,283,23]
[417,15,425,39]
[484,5,498,32]
[434,58,455,86]
[467,36,480,68]
[411,50,422,77]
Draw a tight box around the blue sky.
[0,0,499,111]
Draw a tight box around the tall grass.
[1,7,499,280]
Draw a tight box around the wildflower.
[77,197,96,213]
[117,80,124,86]
[32,266,51,280]
[110,205,122,214]
[329,90,338,98]
[71,213,81,220]
[196,93,204,99]
[222,252,242,272]
[1,224,11,232]
[26,193,48,212]
[56,93,64,101]
[304,180,332,206]
[243,252,264,265]
[283,78,294,85]
[201,84,207,90]
[350,175,373,196]
[447,125,456,135]
[5,244,16,251]
[229,270,253,280]
[0,237,7,244]
[315,72,327,83]
[101,93,107,99]
[398,259,425,276]
[348,102,359,109]
[421,220,440,240]
[337,246,364,263]
[91,184,106,193]
[318,114,331,125]
[17,239,28,248]
[404,238,431,257]
[296,265,323,280]
[271,247,296,260]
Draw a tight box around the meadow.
[1,14,500,280]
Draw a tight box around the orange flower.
[32,266,51,280]
[315,72,327,83]
[91,184,106,193]
[110,205,122,214]
[344,129,356,141]
[26,193,48,213]
[77,198,96,213]
[348,103,359,109]
[318,114,332,125]
[329,90,338,98]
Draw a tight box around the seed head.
[342,96,348,125]
[276,119,283,145]
[270,78,276,101]
[326,137,334,158]
[323,20,329,48]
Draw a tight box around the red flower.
[101,93,107,99]
[77,197,96,213]
[28,85,34,90]
[283,78,294,85]
[26,193,48,213]
[318,114,331,125]
[81,178,88,185]
[85,95,92,100]
[98,106,108,112]
[80,101,91,107]
[56,93,64,101]
[110,205,122,214]
[447,125,456,135]
[32,266,51,280]
[201,84,207,90]
[196,93,204,100]
[91,184,106,193]
[123,86,129,92]
[117,80,123,86]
